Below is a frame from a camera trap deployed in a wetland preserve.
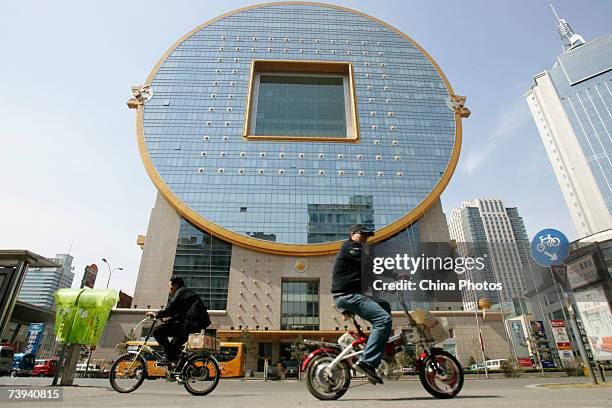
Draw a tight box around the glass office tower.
[525,13,612,238]
[18,254,74,310]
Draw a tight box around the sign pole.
[51,343,67,386]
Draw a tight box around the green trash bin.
[54,289,86,344]
[54,288,119,346]
[70,289,118,345]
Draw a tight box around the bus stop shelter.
[0,250,60,340]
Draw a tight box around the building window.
[244,60,358,142]
[281,280,319,330]
[171,219,232,310]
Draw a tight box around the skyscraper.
[18,254,74,310]
[525,8,612,238]
[448,199,529,311]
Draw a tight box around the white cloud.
[461,102,531,174]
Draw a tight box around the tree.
[238,330,255,378]
[469,336,482,363]
[114,329,137,355]
[388,350,416,380]
[289,335,309,380]
[525,323,553,372]
[468,356,477,366]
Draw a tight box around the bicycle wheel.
[418,349,463,399]
[182,354,221,396]
[110,354,147,393]
[305,354,351,400]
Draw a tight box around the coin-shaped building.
[129,2,469,357]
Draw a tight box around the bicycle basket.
[421,317,449,344]
[187,332,220,351]
[409,309,449,343]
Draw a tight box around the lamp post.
[83,258,122,379]
[101,258,123,289]
[474,298,491,378]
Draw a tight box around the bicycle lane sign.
[530,228,569,267]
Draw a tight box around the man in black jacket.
[145,277,211,364]
[331,224,392,385]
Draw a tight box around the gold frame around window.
[243,59,360,143]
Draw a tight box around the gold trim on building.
[133,2,468,256]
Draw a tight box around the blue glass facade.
[547,34,612,214]
[142,3,456,245]
[254,75,347,137]
[18,254,74,310]
[171,219,232,310]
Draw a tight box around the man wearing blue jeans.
[331,224,392,385]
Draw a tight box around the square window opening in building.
[244,60,359,142]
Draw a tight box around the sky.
[1,0,611,296]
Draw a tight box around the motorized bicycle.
[109,317,220,396]
[302,291,464,400]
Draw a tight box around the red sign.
[550,320,573,351]
[83,264,98,288]
[518,358,532,367]
[550,319,565,327]
[557,342,572,350]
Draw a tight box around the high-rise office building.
[448,199,529,311]
[18,254,74,310]
[525,9,612,238]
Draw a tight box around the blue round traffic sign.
[530,228,569,267]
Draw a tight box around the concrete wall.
[132,192,181,310]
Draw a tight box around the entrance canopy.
[0,250,60,340]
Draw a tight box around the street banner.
[82,264,98,289]
[506,318,530,363]
[574,287,612,361]
[22,323,45,355]
[550,320,572,350]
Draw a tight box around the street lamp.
[474,297,491,378]
[101,258,123,289]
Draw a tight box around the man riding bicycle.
[331,224,392,385]
[145,277,211,365]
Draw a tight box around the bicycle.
[302,290,463,400]
[109,317,220,396]
[536,234,561,252]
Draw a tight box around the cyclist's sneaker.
[354,361,383,385]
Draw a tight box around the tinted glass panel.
[254,75,346,137]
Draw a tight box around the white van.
[485,359,509,371]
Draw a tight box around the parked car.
[32,359,58,377]
[469,363,485,371]
[485,359,509,371]
[283,360,299,379]
[266,362,283,380]
[0,345,16,376]
[11,353,35,377]
[76,363,101,377]
[401,366,415,375]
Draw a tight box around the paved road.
[1,376,610,407]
